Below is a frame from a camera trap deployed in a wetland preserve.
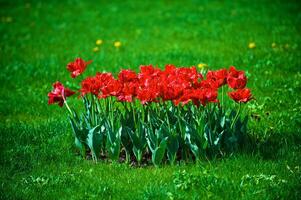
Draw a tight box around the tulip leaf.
[68,116,88,146]
[87,125,102,161]
[214,130,224,146]
[152,137,168,167]
[167,135,179,164]
[121,125,133,155]
[220,116,225,128]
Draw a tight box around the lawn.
[1,0,301,199]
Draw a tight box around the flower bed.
[48,58,253,166]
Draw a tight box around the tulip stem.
[221,86,224,108]
[164,102,171,131]
[131,102,137,129]
[62,90,73,116]
[231,103,241,130]
[91,94,95,126]
[64,100,72,116]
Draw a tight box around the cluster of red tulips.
[48,58,252,107]
[47,58,253,165]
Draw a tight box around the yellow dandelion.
[96,39,103,45]
[248,42,256,49]
[271,42,276,48]
[114,41,121,48]
[93,46,99,52]
[198,63,208,69]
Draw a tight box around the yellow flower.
[271,42,276,48]
[93,46,99,52]
[198,63,208,69]
[96,39,103,45]
[114,41,121,48]
[248,42,256,49]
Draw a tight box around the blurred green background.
[0,0,300,199]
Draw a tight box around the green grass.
[1,0,301,199]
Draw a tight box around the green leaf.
[146,126,156,150]
[213,130,224,146]
[156,123,166,140]
[184,128,201,160]
[204,124,212,146]
[167,135,179,164]
[146,137,155,153]
[230,109,236,120]
[109,136,121,161]
[75,137,83,150]
[74,137,85,158]
[68,116,88,145]
[121,125,133,154]
[152,137,168,167]
[190,143,200,160]
[126,127,140,148]
[133,147,142,164]
[241,116,248,134]
[87,125,103,161]
[125,126,145,163]
[220,116,225,128]
[202,140,208,150]
[104,122,121,161]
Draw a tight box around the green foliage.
[87,125,103,161]
[146,124,168,166]
[166,134,179,165]
[67,93,251,166]
[105,122,121,161]
[125,124,147,165]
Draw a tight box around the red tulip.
[227,66,247,89]
[174,87,218,107]
[80,76,100,96]
[96,73,121,98]
[48,81,75,107]
[139,64,161,78]
[116,69,138,102]
[206,69,228,87]
[80,73,121,98]
[200,79,219,90]
[117,81,138,102]
[67,58,92,78]
[99,78,121,98]
[228,88,253,103]
[137,66,162,104]
[202,88,218,105]
[118,69,137,83]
